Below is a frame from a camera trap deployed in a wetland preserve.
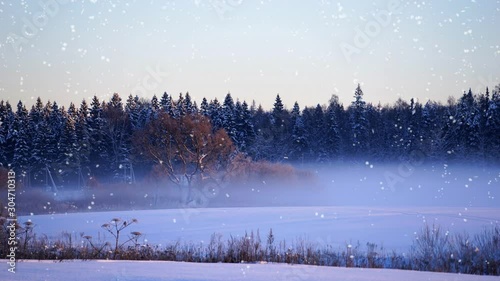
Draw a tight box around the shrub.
[410,224,500,275]
[5,220,499,276]
[226,154,315,186]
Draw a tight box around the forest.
[0,84,499,188]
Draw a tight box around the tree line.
[0,84,499,187]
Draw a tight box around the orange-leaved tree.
[134,113,234,192]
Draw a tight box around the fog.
[204,162,500,209]
[16,161,500,253]
[28,161,498,215]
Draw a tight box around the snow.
[3,260,498,281]
[20,206,500,251]
[8,163,500,279]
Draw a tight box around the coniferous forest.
[1,84,499,187]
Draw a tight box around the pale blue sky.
[1,0,499,109]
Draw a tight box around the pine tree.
[290,102,301,125]
[272,94,286,127]
[58,107,79,178]
[137,98,153,130]
[209,98,224,131]
[46,101,65,168]
[168,95,178,118]
[457,89,480,159]
[390,98,410,157]
[103,93,130,175]
[441,97,461,159]
[325,97,342,160]
[12,101,31,175]
[0,101,10,166]
[349,84,369,157]
[485,87,500,160]
[88,96,109,177]
[312,104,327,161]
[1,102,16,167]
[150,94,160,119]
[160,92,172,113]
[233,100,255,152]
[290,102,307,162]
[477,88,490,159]
[76,99,91,173]
[367,104,387,160]
[28,98,48,179]
[176,93,185,117]
[421,100,446,159]
[192,100,199,114]
[222,93,237,143]
[126,95,140,131]
[29,97,45,126]
[200,97,209,116]
[300,107,315,160]
[270,94,290,160]
[184,92,195,115]
[250,105,273,161]
[407,98,423,155]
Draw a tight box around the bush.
[4,219,499,276]
[410,224,500,275]
[226,154,315,186]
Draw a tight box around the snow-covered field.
[19,206,500,251]
[19,164,500,251]
[6,163,500,280]
[4,260,499,281]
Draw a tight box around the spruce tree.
[457,89,480,159]
[485,87,500,160]
[184,92,194,115]
[59,107,79,178]
[150,95,160,119]
[222,93,237,143]
[270,94,290,160]
[290,103,307,162]
[200,97,209,116]
[0,101,9,166]
[349,84,369,157]
[160,92,171,113]
[209,98,224,131]
[104,93,130,175]
[28,98,48,180]
[325,97,342,160]
[76,99,91,174]
[176,93,185,117]
[88,96,109,177]
[12,101,31,175]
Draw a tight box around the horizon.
[0,83,497,111]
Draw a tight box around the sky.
[0,0,499,110]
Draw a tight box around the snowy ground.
[3,260,500,281]
[20,206,500,251]
[9,163,500,280]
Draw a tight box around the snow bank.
[3,260,498,281]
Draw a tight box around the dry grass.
[1,219,498,276]
[226,154,315,186]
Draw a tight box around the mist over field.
[182,162,500,210]
[13,161,498,215]
[9,161,498,273]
